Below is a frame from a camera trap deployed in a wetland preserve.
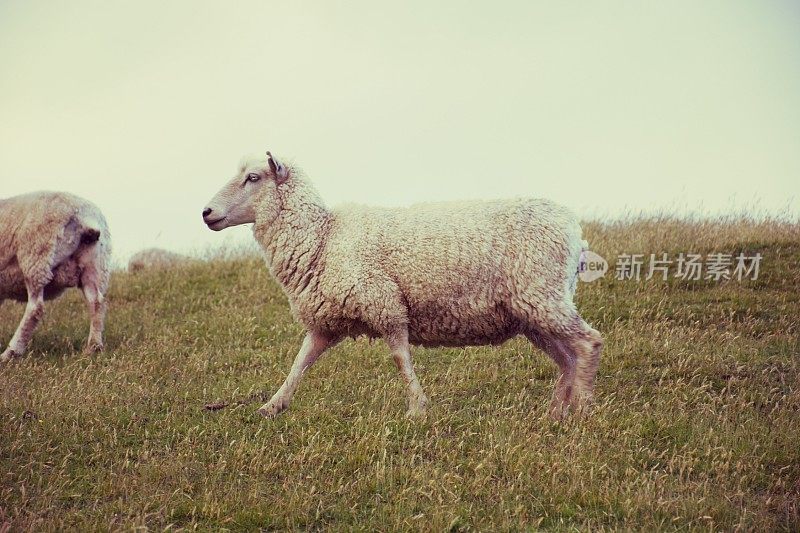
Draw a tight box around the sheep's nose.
[202,207,212,219]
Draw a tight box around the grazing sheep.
[0,192,111,361]
[203,152,602,420]
[128,247,192,272]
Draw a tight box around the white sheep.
[203,152,602,419]
[128,247,192,272]
[0,192,111,361]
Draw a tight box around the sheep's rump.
[322,198,585,346]
[0,192,110,302]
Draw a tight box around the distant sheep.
[128,248,191,272]
[203,152,602,420]
[0,192,111,361]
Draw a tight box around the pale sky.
[1,1,799,261]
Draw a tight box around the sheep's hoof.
[562,389,594,418]
[406,407,427,419]
[549,401,569,422]
[0,349,20,363]
[405,395,429,419]
[257,398,289,419]
[84,342,104,355]
[571,398,594,418]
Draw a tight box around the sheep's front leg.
[257,330,336,418]
[1,287,45,362]
[386,329,428,418]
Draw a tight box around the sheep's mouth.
[205,217,228,230]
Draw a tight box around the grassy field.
[1,217,799,531]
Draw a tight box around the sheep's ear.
[266,151,289,184]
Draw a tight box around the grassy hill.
[1,217,799,531]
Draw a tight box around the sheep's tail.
[70,208,111,276]
[75,210,107,247]
[72,209,111,293]
[80,227,101,245]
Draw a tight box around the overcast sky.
[1,1,799,261]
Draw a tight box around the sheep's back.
[128,248,190,272]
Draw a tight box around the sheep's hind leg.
[76,238,110,354]
[385,328,428,418]
[80,271,107,354]
[257,330,336,418]
[527,317,603,420]
[525,331,576,421]
[1,286,45,362]
[565,319,603,411]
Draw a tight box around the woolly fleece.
[0,191,111,359]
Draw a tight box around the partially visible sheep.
[202,152,602,420]
[128,248,192,272]
[0,192,111,361]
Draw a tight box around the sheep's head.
[202,151,290,231]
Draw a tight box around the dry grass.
[1,216,799,531]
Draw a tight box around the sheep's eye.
[246,173,260,183]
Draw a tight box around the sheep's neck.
[253,184,331,299]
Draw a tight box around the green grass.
[1,217,799,531]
